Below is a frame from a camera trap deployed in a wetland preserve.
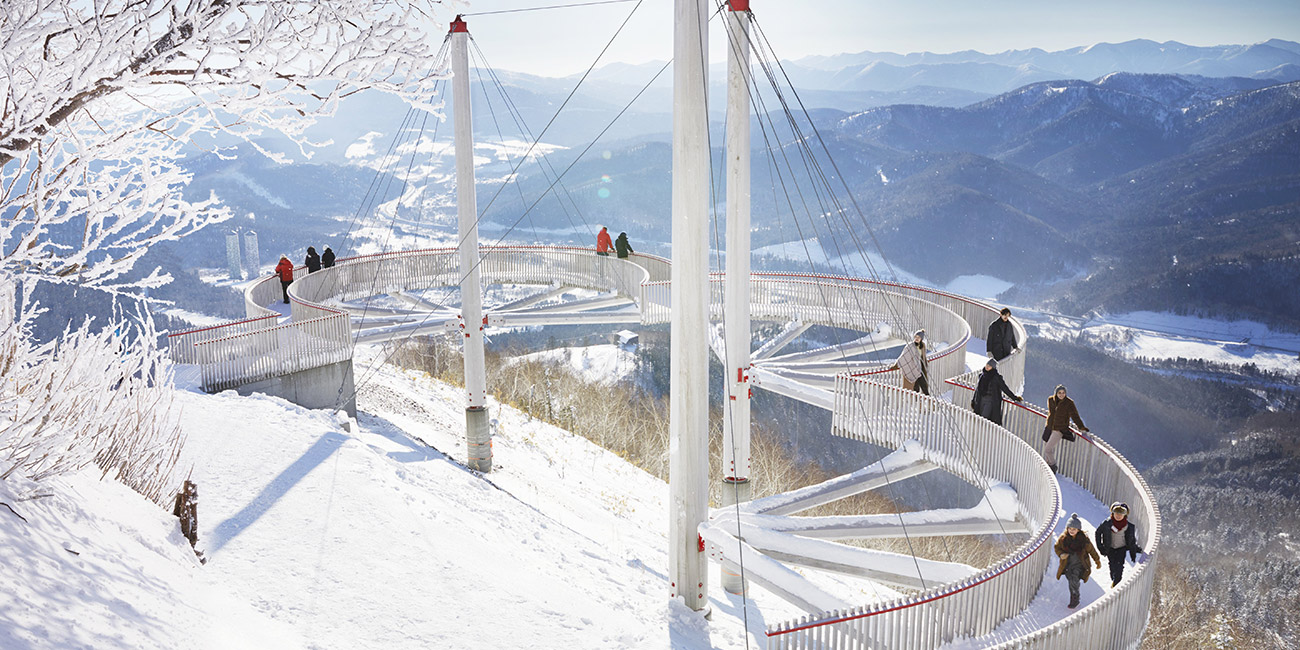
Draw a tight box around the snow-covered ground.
[509,343,639,385]
[0,352,805,649]
[1,338,1130,649]
[162,308,231,330]
[944,275,1015,302]
[1033,310,1300,376]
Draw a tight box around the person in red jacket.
[275,254,294,304]
[596,226,612,256]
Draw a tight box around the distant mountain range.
[579,38,1300,104]
[489,73,1300,324]
[786,39,1300,92]
[169,39,1300,328]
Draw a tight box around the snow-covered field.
[1034,311,1300,376]
[509,343,640,385]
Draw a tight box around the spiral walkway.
[167,246,1159,649]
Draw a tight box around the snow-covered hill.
[0,348,822,649]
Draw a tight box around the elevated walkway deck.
[166,245,1158,650]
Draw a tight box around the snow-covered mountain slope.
[509,343,640,386]
[4,349,841,649]
[0,473,300,649]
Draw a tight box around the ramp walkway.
[167,245,1158,649]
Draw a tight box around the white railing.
[246,271,288,319]
[764,376,1160,649]
[288,246,658,323]
[946,380,1161,650]
[760,376,1059,648]
[190,312,351,393]
[166,246,1155,650]
[169,263,350,392]
[167,314,278,365]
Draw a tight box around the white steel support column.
[669,0,710,612]
[451,17,491,472]
[719,0,753,596]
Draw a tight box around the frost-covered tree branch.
[0,0,454,498]
[1,0,451,289]
[0,280,186,504]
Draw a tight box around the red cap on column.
[450,15,469,33]
[729,0,749,11]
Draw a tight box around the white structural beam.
[731,509,1030,540]
[518,291,632,314]
[451,16,491,472]
[492,284,572,312]
[762,329,899,364]
[668,0,710,612]
[754,534,978,590]
[748,366,834,410]
[759,360,890,375]
[488,309,642,327]
[700,526,850,614]
[351,317,461,344]
[333,304,422,317]
[740,441,937,516]
[754,366,838,391]
[751,318,810,360]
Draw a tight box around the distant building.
[243,230,261,278]
[615,329,639,348]
[225,230,243,279]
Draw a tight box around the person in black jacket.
[614,232,633,259]
[971,358,1021,425]
[987,307,1018,361]
[321,246,336,269]
[1095,501,1143,587]
[304,246,322,273]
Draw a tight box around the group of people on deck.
[273,245,336,304]
[890,307,1089,474]
[595,226,633,259]
[1055,503,1145,609]
[889,306,1145,609]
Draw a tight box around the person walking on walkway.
[1055,513,1101,609]
[987,307,1018,361]
[889,329,931,395]
[1042,384,1088,473]
[972,358,1022,425]
[1096,502,1143,587]
[304,246,321,273]
[614,232,633,259]
[596,226,612,256]
[275,255,294,304]
[321,246,336,269]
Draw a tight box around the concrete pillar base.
[466,406,492,472]
[719,477,752,595]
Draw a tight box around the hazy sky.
[449,0,1300,76]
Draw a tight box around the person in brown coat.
[1055,513,1101,609]
[1042,384,1088,473]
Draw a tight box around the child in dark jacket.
[1095,501,1143,587]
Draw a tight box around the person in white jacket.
[890,329,930,395]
